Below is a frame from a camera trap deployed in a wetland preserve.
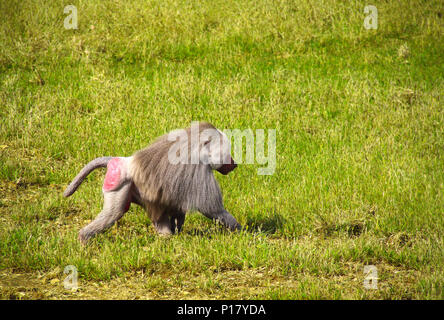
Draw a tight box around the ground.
[0,0,443,299]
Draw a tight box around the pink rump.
[103,158,123,191]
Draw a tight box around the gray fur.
[65,122,241,243]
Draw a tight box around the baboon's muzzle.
[216,157,237,175]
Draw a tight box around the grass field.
[0,0,443,299]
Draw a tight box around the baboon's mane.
[131,122,224,214]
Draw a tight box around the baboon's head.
[167,122,238,175]
[199,126,237,175]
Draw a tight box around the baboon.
[63,122,240,243]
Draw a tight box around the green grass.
[0,0,443,299]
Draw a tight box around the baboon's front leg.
[202,209,241,231]
[78,183,132,243]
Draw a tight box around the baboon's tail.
[63,157,113,197]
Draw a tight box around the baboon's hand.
[217,210,241,231]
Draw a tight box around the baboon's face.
[200,129,237,175]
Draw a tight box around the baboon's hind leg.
[153,212,173,235]
[145,204,185,235]
[145,203,173,235]
[78,183,132,243]
[169,210,186,234]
